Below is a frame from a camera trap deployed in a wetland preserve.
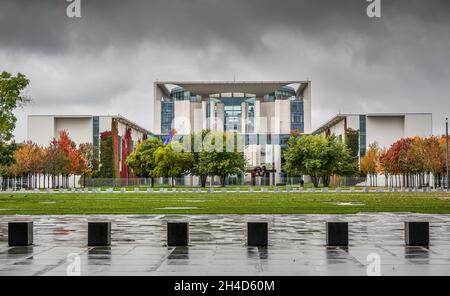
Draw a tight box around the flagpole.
[446,117,449,191]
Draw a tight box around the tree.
[153,143,194,187]
[284,135,357,187]
[189,130,211,187]
[0,71,30,165]
[423,136,445,188]
[126,137,163,187]
[345,128,359,158]
[360,143,380,186]
[79,143,99,184]
[98,131,115,178]
[200,132,246,187]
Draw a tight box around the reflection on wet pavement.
[1,213,450,276]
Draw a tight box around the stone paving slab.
[1,213,450,276]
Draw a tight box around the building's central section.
[153,81,312,185]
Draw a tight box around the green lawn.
[0,192,450,215]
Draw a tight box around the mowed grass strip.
[0,192,450,215]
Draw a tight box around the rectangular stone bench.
[8,222,33,246]
[167,222,189,246]
[88,222,111,246]
[326,222,348,246]
[146,188,153,193]
[322,188,329,193]
[247,222,268,246]
[405,221,429,246]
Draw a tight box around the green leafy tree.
[345,128,359,157]
[284,135,357,187]
[126,137,163,187]
[98,131,115,178]
[153,143,194,187]
[189,130,211,187]
[199,132,246,187]
[0,71,29,165]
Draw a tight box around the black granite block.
[326,222,348,246]
[405,222,429,246]
[8,222,33,246]
[167,222,189,246]
[247,222,268,246]
[88,222,111,246]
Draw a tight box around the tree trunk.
[200,175,207,188]
[220,175,226,187]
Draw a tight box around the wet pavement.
[1,213,450,276]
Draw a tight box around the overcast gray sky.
[1,0,449,141]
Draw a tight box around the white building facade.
[153,81,312,185]
[27,115,150,181]
[312,113,433,156]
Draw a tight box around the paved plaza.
[1,213,450,276]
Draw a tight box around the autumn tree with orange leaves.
[361,135,449,189]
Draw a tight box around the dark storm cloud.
[1,0,450,140]
[2,0,448,54]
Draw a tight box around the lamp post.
[446,117,449,191]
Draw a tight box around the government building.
[152,81,312,185]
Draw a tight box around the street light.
[446,117,449,191]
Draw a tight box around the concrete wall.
[54,117,92,145]
[302,81,312,133]
[153,83,165,134]
[347,115,360,130]
[404,114,432,138]
[366,116,405,149]
[274,99,291,134]
[174,100,192,134]
[27,116,55,146]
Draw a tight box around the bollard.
[120,188,126,193]
[350,187,355,193]
[405,222,429,246]
[326,222,348,246]
[335,187,341,193]
[147,188,153,193]
[167,222,189,246]
[322,187,329,193]
[247,222,268,246]
[8,222,33,246]
[261,188,268,193]
[88,222,111,246]
[248,187,254,193]
[134,188,140,193]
